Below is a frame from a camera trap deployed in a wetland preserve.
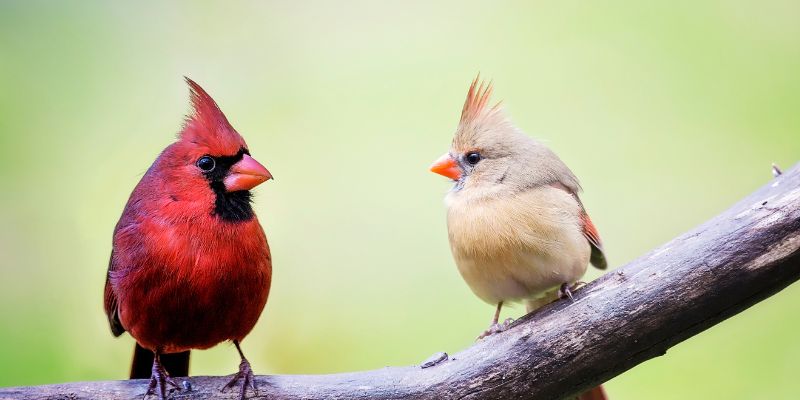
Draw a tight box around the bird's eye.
[465,152,482,165]
[196,156,216,172]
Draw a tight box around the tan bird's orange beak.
[430,153,461,180]
[224,154,273,192]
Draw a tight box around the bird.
[103,78,273,400]
[430,77,608,400]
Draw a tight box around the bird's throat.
[210,181,254,222]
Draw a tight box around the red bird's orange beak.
[224,154,273,192]
[430,153,461,180]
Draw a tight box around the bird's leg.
[491,301,502,325]
[477,302,514,340]
[145,351,180,400]
[222,340,258,400]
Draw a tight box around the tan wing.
[550,181,608,270]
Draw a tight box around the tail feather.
[130,343,190,379]
[578,385,608,400]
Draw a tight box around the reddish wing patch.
[582,212,602,249]
[582,212,608,270]
[548,183,607,270]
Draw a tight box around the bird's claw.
[559,282,586,301]
[222,358,258,400]
[559,283,574,301]
[477,318,515,340]
[144,363,180,400]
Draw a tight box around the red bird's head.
[146,78,273,222]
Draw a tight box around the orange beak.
[224,154,273,192]
[429,153,461,180]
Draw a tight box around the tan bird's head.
[430,77,580,197]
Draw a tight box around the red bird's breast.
[106,168,272,354]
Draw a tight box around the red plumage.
[103,78,272,399]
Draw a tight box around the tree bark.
[3,164,800,400]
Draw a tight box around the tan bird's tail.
[577,385,608,400]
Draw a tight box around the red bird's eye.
[197,156,216,172]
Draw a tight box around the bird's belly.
[120,258,270,353]
[447,191,590,305]
[455,248,588,305]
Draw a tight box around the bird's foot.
[145,361,180,400]
[558,283,573,301]
[477,318,515,340]
[559,282,585,301]
[222,358,258,400]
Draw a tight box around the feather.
[582,212,607,270]
[459,75,503,126]
[447,186,591,304]
[103,79,272,365]
[179,77,247,155]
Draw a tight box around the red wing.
[582,212,608,270]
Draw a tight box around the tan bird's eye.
[465,152,482,165]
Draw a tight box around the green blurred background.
[1,1,798,398]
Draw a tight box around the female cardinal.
[431,78,608,398]
[103,78,273,400]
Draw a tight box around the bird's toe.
[559,283,575,301]
[222,359,258,400]
[477,321,512,340]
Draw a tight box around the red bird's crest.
[104,78,272,400]
[180,78,247,155]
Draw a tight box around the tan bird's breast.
[446,186,590,305]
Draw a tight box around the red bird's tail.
[577,385,609,400]
[130,343,190,379]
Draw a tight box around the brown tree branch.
[3,163,800,400]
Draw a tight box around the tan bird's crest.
[460,75,501,126]
[454,76,509,151]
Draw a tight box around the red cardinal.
[103,78,273,400]
[431,77,608,400]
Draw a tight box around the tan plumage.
[432,76,609,400]
[434,76,607,318]
[447,185,590,308]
